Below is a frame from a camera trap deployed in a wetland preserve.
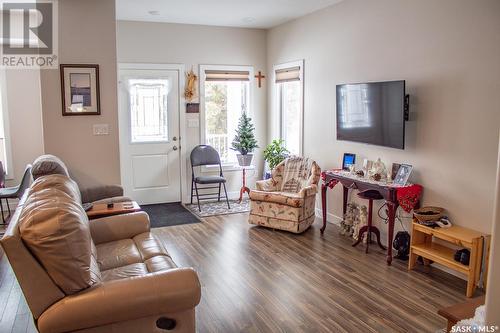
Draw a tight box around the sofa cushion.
[145,255,177,273]
[133,232,166,260]
[31,154,70,180]
[101,263,148,282]
[96,232,176,280]
[96,239,142,271]
[19,188,101,295]
[249,190,304,208]
[30,174,81,203]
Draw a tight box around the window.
[0,69,12,179]
[200,66,252,164]
[275,61,304,156]
[128,79,169,143]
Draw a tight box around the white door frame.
[117,63,188,203]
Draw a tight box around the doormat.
[185,199,250,218]
[141,202,200,228]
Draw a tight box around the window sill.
[201,164,255,173]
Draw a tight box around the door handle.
[172,136,177,141]
[173,146,178,151]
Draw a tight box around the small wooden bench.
[438,296,485,332]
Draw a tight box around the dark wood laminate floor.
[0,214,474,333]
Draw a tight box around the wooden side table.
[238,167,250,203]
[409,220,488,297]
[87,201,141,219]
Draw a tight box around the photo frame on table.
[342,153,356,170]
[394,164,413,186]
[391,163,401,181]
[60,64,100,116]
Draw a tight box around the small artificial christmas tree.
[231,113,258,155]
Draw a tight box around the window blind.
[275,66,301,83]
[205,70,250,81]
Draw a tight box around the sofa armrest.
[255,178,278,191]
[80,184,124,204]
[38,268,201,333]
[89,212,150,245]
[298,184,318,198]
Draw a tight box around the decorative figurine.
[370,158,387,181]
[353,205,368,242]
[341,202,358,236]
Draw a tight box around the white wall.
[4,70,44,186]
[116,21,267,201]
[267,0,500,235]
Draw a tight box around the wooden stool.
[352,190,387,253]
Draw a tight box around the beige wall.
[40,0,120,187]
[267,0,500,234]
[4,70,44,186]
[116,21,267,200]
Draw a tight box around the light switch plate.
[93,124,109,135]
[187,119,199,128]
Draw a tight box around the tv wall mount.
[404,94,410,121]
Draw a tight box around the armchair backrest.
[272,157,321,193]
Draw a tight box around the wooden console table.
[321,170,419,265]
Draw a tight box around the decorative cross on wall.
[254,71,265,88]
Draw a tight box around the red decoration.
[396,184,423,213]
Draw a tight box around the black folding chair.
[190,145,230,212]
[0,165,32,224]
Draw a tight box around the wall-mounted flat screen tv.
[336,80,406,149]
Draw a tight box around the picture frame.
[342,153,356,170]
[60,64,100,116]
[391,163,401,181]
[393,164,413,186]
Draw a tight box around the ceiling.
[116,0,343,29]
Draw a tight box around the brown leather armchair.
[1,175,201,333]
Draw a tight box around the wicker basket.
[413,206,445,223]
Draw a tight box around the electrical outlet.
[93,124,109,135]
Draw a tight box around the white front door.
[118,68,181,204]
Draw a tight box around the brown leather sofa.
[0,174,201,333]
[31,154,129,204]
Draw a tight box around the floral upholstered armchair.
[248,157,321,233]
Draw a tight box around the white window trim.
[199,64,255,171]
[273,60,304,156]
[0,69,14,180]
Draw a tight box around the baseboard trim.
[315,207,342,226]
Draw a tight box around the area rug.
[185,199,250,218]
[141,202,200,228]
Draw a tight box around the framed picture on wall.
[60,64,100,116]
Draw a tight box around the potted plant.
[263,139,289,178]
[231,113,258,167]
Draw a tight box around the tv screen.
[336,80,406,149]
